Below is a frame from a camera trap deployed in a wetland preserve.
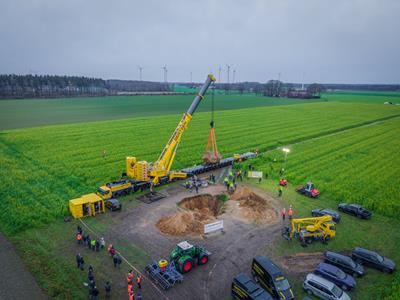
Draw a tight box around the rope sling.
[202,83,221,164]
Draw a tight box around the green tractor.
[170,241,211,274]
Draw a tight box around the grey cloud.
[0,0,399,83]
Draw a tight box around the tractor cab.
[305,182,320,197]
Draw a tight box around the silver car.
[303,273,351,300]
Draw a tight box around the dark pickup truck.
[338,203,371,219]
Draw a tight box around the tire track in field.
[259,114,400,155]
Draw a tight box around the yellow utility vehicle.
[125,74,216,185]
[69,193,105,218]
[283,215,336,245]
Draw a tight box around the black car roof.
[325,251,352,262]
[354,247,377,256]
[234,273,259,293]
[254,256,283,278]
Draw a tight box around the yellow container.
[69,193,105,219]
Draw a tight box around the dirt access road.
[111,182,283,300]
[0,234,46,300]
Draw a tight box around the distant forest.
[0,74,170,99]
[0,74,398,99]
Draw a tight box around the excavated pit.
[156,194,223,236]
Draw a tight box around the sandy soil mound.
[225,186,278,224]
[156,194,222,236]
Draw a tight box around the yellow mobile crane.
[125,74,216,185]
[283,215,336,245]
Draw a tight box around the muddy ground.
[107,177,287,300]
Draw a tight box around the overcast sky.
[0,0,399,84]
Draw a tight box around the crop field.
[1,91,399,130]
[1,102,399,235]
[1,92,400,299]
[0,94,321,130]
[248,117,400,217]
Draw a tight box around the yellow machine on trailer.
[69,193,105,218]
[126,74,216,185]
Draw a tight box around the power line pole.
[233,69,236,84]
[218,66,222,82]
[190,71,192,83]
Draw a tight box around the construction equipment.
[296,181,320,198]
[282,215,336,245]
[202,87,221,164]
[126,74,216,185]
[279,179,287,186]
[144,260,183,290]
[170,241,211,273]
[69,193,105,218]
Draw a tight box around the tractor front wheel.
[179,258,194,273]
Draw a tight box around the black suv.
[231,273,273,300]
[352,247,396,273]
[311,208,341,223]
[105,199,122,211]
[338,203,371,219]
[324,251,365,277]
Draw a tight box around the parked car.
[303,273,351,300]
[105,198,122,211]
[352,247,396,273]
[251,256,294,300]
[337,203,371,219]
[311,208,341,223]
[314,263,356,291]
[324,251,365,277]
[231,273,273,300]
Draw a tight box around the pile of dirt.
[226,186,278,224]
[156,194,222,236]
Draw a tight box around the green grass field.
[1,102,399,234]
[0,94,321,130]
[1,91,400,299]
[1,91,399,130]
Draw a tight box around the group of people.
[224,170,239,192]
[76,226,105,252]
[126,270,143,300]
[281,205,294,221]
[75,225,112,299]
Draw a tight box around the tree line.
[0,74,171,99]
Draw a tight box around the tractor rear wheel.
[198,253,209,265]
[179,258,194,273]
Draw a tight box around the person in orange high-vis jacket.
[288,205,293,220]
[127,270,134,284]
[136,274,142,289]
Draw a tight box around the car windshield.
[335,268,346,279]
[275,279,290,291]
[97,188,106,195]
[348,258,356,268]
[376,254,384,262]
[332,285,343,297]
